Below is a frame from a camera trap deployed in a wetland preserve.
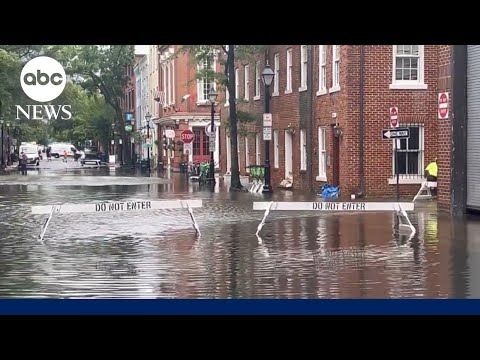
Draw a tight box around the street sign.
[438,92,449,119]
[263,127,272,141]
[253,201,414,211]
[205,124,215,137]
[263,113,272,127]
[390,106,399,128]
[183,142,192,155]
[209,138,215,152]
[382,128,410,140]
[181,129,195,143]
[165,129,175,139]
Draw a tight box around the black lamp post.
[111,123,115,157]
[0,118,4,169]
[262,62,275,193]
[145,112,152,172]
[6,121,11,165]
[208,87,218,183]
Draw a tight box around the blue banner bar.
[0,299,479,315]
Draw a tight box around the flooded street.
[0,160,478,299]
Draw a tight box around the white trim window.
[244,64,249,100]
[254,61,261,100]
[171,60,175,105]
[162,63,167,108]
[388,125,425,184]
[256,133,261,164]
[390,45,427,90]
[197,57,216,104]
[300,129,307,171]
[235,68,239,99]
[317,127,326,181]
[285,49,293,94]
[225,84,230,107]
[330,45,340,93]
[168,61,175,105]
[273,53,279,96]
[273,129,279,168]
[317,45,327,96]
[299,45,308,91]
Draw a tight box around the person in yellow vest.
[425,158,438,196]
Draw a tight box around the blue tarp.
[319,184,340,198]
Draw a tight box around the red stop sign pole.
[181,129,195,144]
[389,106,400,200]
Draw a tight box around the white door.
[226,134,231,173]
[285,131,293,179]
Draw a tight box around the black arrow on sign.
[382,128,410,139]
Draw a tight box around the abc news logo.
[16,56,72,120]
[23,70,64,86]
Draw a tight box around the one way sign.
[382,128,410,140]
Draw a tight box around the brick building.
[218,45,441,198]
[436,45,453,211]
[117,61,138,163]
[154,45,220,172]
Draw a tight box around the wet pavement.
[0,158,478,298]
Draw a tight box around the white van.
[49,143,78,158]
[19,142,40,165]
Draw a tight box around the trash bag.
[319,184,340,198]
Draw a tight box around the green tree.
[54,45,135,162]
[48,82,114,150]
[179,45,266,190]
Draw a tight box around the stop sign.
[438,92,449,119]
[181,129,195,144]
[390,106,399,128]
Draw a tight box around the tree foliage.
[178,45,266,190]
[0,46,117,151]
[54,45,135,158]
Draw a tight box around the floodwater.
[0,161,478,299]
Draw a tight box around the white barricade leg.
[182,200,201,236]
[256,201,274,236]
[256,182,264,193]
[395,203,416,238]
[412,182,432,202]
[38,205,60,242]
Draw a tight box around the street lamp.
[6,121,11,165]
[111,123,115,157]
[145,112,152,172]
[0,118,4,169]
[208,87,218,184]
[262,62,275,193]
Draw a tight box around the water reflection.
[0,172,477,298]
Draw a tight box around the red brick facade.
[119,61,137,158]
[436,45,453,210]
[218,45,441,198]
[156,45,220,171]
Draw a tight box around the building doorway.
[284,130,293,179]
[192,127,210,163]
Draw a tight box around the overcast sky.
[135,45,148,55]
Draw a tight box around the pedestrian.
[63,149,68,163]
[20,152,28,175]
[46,147,52,161]
[425,157,438,196]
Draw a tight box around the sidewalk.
[0,162,19,175]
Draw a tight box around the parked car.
[19,143,40,166]
[48,143,78,158]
